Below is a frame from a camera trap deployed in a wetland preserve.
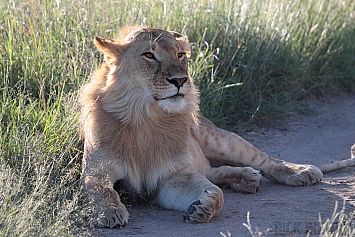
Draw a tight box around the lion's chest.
[116,124,192,194]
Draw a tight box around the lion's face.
[93,27,198,116]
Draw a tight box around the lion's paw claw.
[95,205,129,228]
[286,165,323,186]
[183,189,223,223]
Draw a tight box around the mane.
[80,67,199,193]
[80,27,200,194]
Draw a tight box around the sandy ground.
[95,96,355,237]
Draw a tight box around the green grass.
[1,0,355,235]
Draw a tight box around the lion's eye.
[177,52,185,59]
[143,52,156,60]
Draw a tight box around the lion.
[80,26,355,228]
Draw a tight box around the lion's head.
[82,27,199,125]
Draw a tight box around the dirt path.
[96,96,355,237]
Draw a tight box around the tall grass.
[1,0,354,235]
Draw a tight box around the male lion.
[80,26,355,228]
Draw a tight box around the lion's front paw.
[95,205,129,228]
[230,167,262,194]
[183,188,224,223]
[286,165,323,186]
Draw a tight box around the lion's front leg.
[154,168,224,223]
[84,175,129,228]
[82,144,129,228]
[183,188,223,223]
[193,116,323,186]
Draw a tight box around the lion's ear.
[94,36,123,59]
[169,31,189,42]
[169,31,183,39]
[169,32,191,57]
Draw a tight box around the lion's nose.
[167,77,188,89]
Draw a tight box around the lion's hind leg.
[154,168,224,223]
[206,166,262,194]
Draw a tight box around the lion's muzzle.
[167,77,188,89]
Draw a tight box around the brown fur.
[80,27,354,228]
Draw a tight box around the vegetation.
[0,0,354,235]
[318,202,355,237]
[241,202,355,237]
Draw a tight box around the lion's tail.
[318,158,355,173]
